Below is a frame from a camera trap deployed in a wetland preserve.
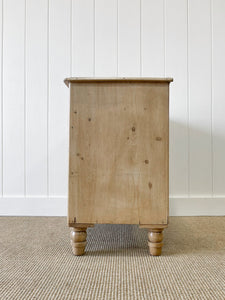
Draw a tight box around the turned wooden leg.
[70,227,87,256]
[148,228,164,256]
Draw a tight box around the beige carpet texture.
[0,217,224,300]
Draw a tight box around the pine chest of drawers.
[64,77,173,256]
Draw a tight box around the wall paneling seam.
[163,0,166,77]
[210,0,214,197]
[70,0,72,77]
[47,0,49,197]
[187,0,190,197]
[140,0,142,76]
[93,0,95,76]
[1,0,3,196]
[24,0,27,196]
[116,0,119,76]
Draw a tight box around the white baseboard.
[169,196,225,216]
[0,196,224,216]
[0,196,67,216]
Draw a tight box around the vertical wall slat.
[142,0,164,77]
[95,0,117,76]
[48,0,70,195]
[166,0,188,196]
[26,0,48,195]
[0,0,225,215]
[212,0,225,195]
[72,0,94,76]
[0,0,2,196]
[3,0,25,195]
[188,0,212,195]
[118,0,140,76]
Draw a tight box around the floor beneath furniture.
[0,217,224,299]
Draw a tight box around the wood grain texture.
[67,79,171,226]
[70,227,87,256]
[64,77,173,87]
[148,228,164,256]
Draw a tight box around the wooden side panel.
[68,82,169,225]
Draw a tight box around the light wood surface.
[66,78,172,256]
[148,229,164,256]
[70,227,87,256]
[64,77,173,87]
[67,80,170,226]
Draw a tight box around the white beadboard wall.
[0,0,225,216]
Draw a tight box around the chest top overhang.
[64,77,173,87]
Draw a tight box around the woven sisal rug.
[0,216,224,299]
